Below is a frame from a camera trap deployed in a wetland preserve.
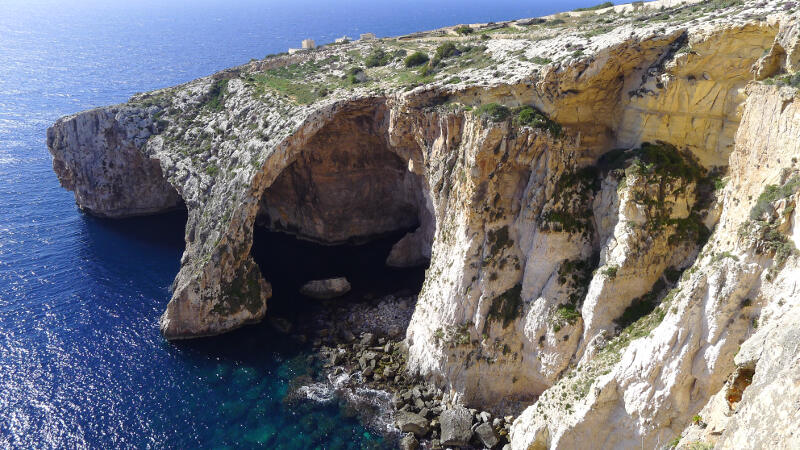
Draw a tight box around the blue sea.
[0,0,603,447]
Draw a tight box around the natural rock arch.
[159,98,437,339]
[255,102,435,252]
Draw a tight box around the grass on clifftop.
[475,103,562,138]
[573,1,613,12]
[245,55,354,104]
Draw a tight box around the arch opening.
[250,105,434,327]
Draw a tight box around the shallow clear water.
[0,0,604,447]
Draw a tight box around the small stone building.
[359,33,376,40]
[302,39,316,49]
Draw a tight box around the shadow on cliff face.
[255,106,432,247]
[77,208,188,291]
[251,103,433,322]
[251,227,427,322]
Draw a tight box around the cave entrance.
[250,106,433,328]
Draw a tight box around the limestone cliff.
[48,0,800,447]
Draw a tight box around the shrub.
[763,71,800,88]
[749,175,800,220]
[454,25,474,35]
[515,105,562,137]
[364,48,390,67]
[556,303,581,324]
[740,176,800,270]
[601,265,618,278]
[435,42,459,59]
[345,67,366,84]
[476,103,511,122]
[404,51,429,67]
[530,56,552,65]
[204,79,229,111]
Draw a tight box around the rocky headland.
[48,0,800,448]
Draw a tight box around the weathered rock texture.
[299,277,352,299]
[47,0,800,447]
[47,107,182,217]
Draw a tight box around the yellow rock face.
[617,24,778,167]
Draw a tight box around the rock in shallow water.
[298,277,351,299]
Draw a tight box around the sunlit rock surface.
[48,0,800,447]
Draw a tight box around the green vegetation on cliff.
[739,174,800,272]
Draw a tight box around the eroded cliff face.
[47,107,182,217]
[256,106,430,245]
[47,0,800,447]
[510,49,800,450]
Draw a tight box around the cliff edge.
[48,0,800,447]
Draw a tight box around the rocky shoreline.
[47,0,800,445]
[277,292,514,449]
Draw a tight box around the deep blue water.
[0,0,604,447]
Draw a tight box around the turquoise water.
[0,0,606,447]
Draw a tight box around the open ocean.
[0,0,602,447]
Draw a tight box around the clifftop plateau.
[48,0,800,448]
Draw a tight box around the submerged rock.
[299,277,351,299]
[268,316,292,334]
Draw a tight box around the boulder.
[440,406,473,446]
[298,277,351,299]
[360,332,376,346]
[395,411,429,437]
[399,433,419,450]
[329,351,344,365]
[474,422,500,449]
[386,229,430,267]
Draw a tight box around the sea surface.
[0,0,604,447]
